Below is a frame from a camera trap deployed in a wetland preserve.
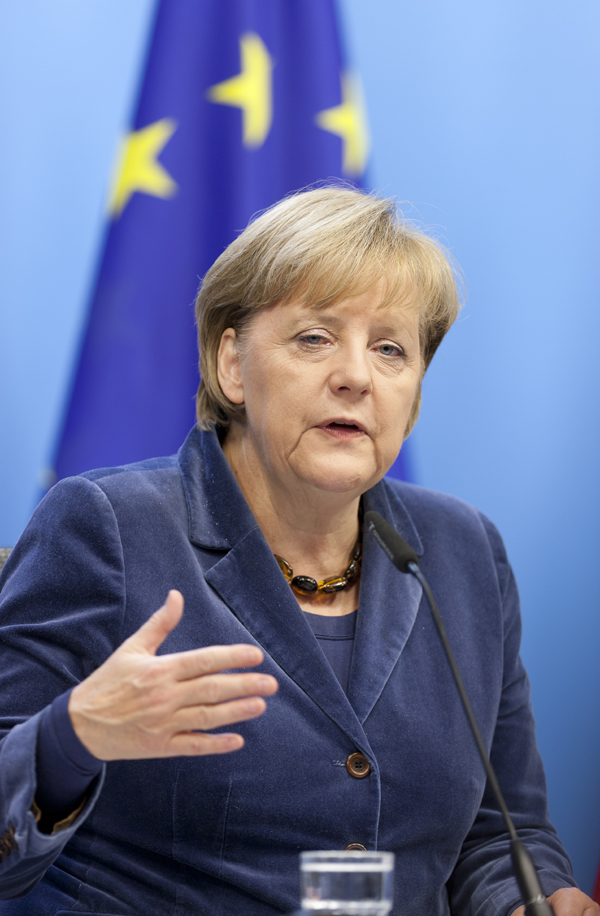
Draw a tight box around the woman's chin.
[293,456,385,496]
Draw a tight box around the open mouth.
[319,420,365,439]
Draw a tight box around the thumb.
[124,590,184,656]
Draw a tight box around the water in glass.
[300,851,394,916]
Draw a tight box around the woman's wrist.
[35,689,103,832]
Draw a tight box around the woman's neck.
[222,425,362,616]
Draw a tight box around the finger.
[125,590,184,655]
[172,695,268,733]
[168,731,245,757]
[175,671,278,709]
[168,643,265,681]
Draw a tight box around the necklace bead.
[274,538,362,597]
[290,575,319,595]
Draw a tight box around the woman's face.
[218,283,422,500]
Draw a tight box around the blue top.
[303,609,357,696]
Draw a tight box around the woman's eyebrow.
[283,310,340,329]
[373,323,414,337]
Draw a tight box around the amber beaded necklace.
[274,538,362,597]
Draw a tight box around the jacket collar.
[178,426,425,737]
[178,426,258,549]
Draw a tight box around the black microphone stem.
[407,561,554,916]
[408,561,517,840]
[365,511,555,916]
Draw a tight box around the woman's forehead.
[296,276,422,315]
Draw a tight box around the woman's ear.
[217,328,245,405]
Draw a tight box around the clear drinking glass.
[300,850,394,916]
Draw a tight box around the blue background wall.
[1,0,599,894]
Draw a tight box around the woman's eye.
[376,343,404,358]
[299,333,328,346]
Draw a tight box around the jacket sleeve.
[447,515,576,916]
[0,476,126,898]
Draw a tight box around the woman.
[0,188,594,916]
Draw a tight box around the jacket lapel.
[348,480,424,724]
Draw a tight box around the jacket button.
[346,752,371,778]
[344,843,367,851]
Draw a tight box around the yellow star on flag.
[108,118,178,218]
[315,72,370,177]
[206,33,273,148]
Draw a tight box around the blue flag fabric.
[53,0,411,482]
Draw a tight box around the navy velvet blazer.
[0,428,574,916]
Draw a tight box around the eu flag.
[53,0,406,480]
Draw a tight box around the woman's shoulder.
[78,453,181,490]
[14,455,189,565]
[379,475,508,564]
[382,474,484,520]
[48,453,183,510]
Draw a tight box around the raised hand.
[68,590,278,761]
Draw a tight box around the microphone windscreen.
[364,510,419,573]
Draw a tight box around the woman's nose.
[328,345,372,397]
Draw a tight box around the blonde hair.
[195,186,461,437]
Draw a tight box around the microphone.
[365,510,556,916]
